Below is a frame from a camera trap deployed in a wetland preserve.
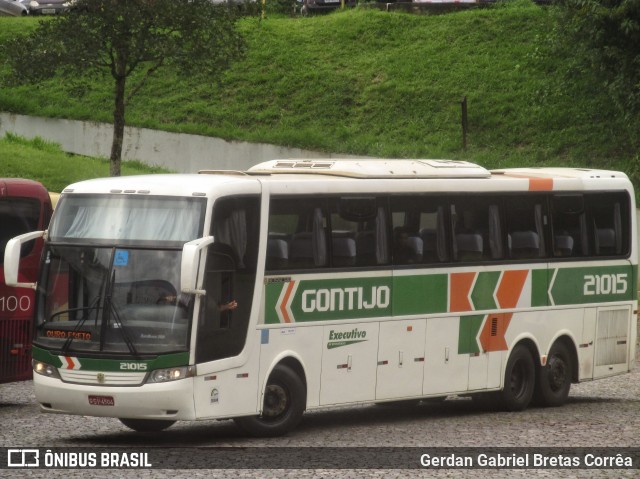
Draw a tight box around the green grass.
[0,4,637,181]
[0,133,169,192]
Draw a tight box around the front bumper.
[34,374,197,420]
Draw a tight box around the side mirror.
[180,236,214,295]
[4,230,45,289]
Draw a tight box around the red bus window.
[0,198,41,263]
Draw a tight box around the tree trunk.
[110,73,126,177]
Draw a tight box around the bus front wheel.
[501,345,535,411]
[234,364,306,437]
[533,341,572,407]
[119,418,176,432]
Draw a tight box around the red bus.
[0,179,52,383]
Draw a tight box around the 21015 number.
[583,273,628,296]
[0,295,32,312]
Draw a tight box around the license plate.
[88,395,114,406]
[41,8,56,14]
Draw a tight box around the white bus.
[5,159,637,436]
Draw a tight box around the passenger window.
[390,196,449,265]
[451,198,503,262]
[505,196,547,260]
[588,192,629,257]
[551,195,587,258]
[267,198,328,271]
[329,197,389,267]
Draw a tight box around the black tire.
[533,341,572,407]
[501,344,535,412]
[119,418,176,432]
[234,364,306,437]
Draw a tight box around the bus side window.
[267,198,328,271]
[588,192,629,257]
[390,196,448,265]
[451,198,503,262]
[330,197,389,268]
[266,237,289,270]
[504,197,547,260]
[551,195,587,258]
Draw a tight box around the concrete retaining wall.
[0,112,370,173]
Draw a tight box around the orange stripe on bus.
[450,272,476,312]
[479,313,513,352]
[279,281,296,323]
[528,178,553,191]
[496,270,529,309]
[500,173,554,191]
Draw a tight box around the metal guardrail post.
[461,96,468,150]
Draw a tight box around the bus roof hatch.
[247,159,491,179]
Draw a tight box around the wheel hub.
[548,356,567,392]
[263,384,288,418]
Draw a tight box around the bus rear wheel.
[119,418,176,432]
[234,364,306,437]
[500,344,535,411]
[533,341,572,407]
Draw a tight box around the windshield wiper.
[98,268,139,356]
[108,301,139,356]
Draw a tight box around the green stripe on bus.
[32,347,63,367]
[471,271,500,311]
[264,263,634,324]
[392,274,448,316]
[265,277,394,324]
[531,269,549,307]
[264,281,283,324]
[549,265,633,305]
[32,346,189,371]
[458,315,484,354]
[290,277,392,322]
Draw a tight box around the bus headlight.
[146,366,195,384]
[33,360,61,379]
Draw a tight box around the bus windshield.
[35,246,193,355]
[49,195,205,246]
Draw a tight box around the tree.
[555,0,640,125]
[2,0,246,176]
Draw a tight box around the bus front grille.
[59,369,146,386]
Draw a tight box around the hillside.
[0,134,167,192]
[0,4,637,180]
